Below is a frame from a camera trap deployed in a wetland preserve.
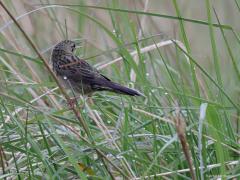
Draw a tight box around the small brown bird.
[51,40,143,97]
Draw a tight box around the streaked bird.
[51,40,143,97]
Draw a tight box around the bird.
[51,40,143,98]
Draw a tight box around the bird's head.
[53,40,76,54]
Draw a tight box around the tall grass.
[0,0,239,179]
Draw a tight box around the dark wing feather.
[99,74,111,81]
[57,55,110,85]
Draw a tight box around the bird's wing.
[59,55,110,84]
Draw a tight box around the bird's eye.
[71,44,76,51]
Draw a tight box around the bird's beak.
[73,39,84,48]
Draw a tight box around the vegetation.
[0,0,239,179]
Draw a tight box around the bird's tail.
[104,82,144,96]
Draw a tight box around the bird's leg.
[86,94,94,105]
[67,95,83,108]
[67,97,78,109]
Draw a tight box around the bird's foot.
[86,95,94,105]
[67,98,78,109]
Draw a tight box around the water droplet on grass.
[116,155,123,159]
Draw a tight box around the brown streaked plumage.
[51,40,143,96]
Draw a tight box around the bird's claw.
[67,98,77,108]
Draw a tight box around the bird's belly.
[56,75,93,95]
